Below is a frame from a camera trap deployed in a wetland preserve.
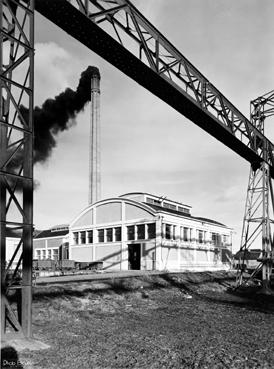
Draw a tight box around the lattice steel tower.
[0,0,34,339]
[237,91,274,289]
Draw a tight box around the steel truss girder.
[0,0,34,339]
[251,90,274,133]
[35,0,274,177]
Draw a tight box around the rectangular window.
[137,224,145,240]
[73,232,79,245]
[146,197,161,205]
[172,225,176,240]
[212,233,221,246]
[198,230,203,243]
[87,230,93,244]
[80,231,86,244]
[190,229,194,241]
[178,206,190,214]
[36,250,41,260]
[165,224,171,240]
[183,227,188,242]
[218,234,221,245]
[127,225,135,240]
[42,250,46,259]
[106,228,113,242]
[53,249,59,260]
[98,229,104,243]
[147,223,156,239]
[114,227,121,242]
[48,249,52,259]
[163,202,177,210]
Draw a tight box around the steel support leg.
[237,162,273,289]
[0,0,34,339]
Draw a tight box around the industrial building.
[33,225,69,261]
[5,193,232,272]
[69,192,233,271]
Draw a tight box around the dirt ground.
[1,271,274,369]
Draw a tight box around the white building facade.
[69,193,233,271]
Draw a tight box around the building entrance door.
[128,244,141,270]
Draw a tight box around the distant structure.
[89,67,101,205]
[33,224,69,261]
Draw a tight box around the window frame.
[80,231,86,244]
[114,227,122,242]
[137,224,146,240]
[53,249,59,260]
[198,230,204,244]
[87,230,93,244]
[106,228,113,242]
[147,223,156,239]
[98,229,105,243]
[127,225,135,241]
[183,227,188,242]
[73,232,79,245]
[165,224,171,240]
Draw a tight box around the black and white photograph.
[1,1,274,368]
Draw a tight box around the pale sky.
[33,0,274,252]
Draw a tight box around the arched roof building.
[69,193,232,271]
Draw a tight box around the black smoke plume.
[29,66,99,164]
[8,66,100,171]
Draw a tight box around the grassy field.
[1,271,274,369]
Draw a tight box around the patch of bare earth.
[3,272,274,369]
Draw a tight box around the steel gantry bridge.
[1,0,273,339]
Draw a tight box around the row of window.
[146,197,190,214]
[163,224,192,241]
[98,227,121,243]
[73,223,156,245]
[73,227,122,245]
[36,249,59,260]
[127,223,156,241]
[74,230,94,245]
[72,224,229,245]
[163,224,229,245]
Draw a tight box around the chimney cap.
[87,66,100,79]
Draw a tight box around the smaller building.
[33,224,69,261]
[233,248,262,272]
[69,192,233,271]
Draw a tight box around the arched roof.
[70,197,157,229]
